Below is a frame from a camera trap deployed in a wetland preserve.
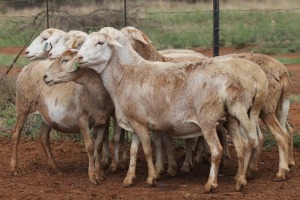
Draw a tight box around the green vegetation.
[0,55,29,68]
[290,94,300,104]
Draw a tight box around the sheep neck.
[73,68,110,104]
[116,37,145,65]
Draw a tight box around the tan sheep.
[11,53,115,184]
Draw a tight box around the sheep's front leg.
[39,122,57,173]
[201,126,222,193]
[137,126,157,186]
[123,133,140,187]
[78,116,98,184]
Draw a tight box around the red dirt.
[1,47,300,199]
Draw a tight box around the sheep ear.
[68,37,85,49]
[107,37,123,48]
[132,31,149,45]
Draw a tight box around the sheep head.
[43,49,79,86]
[25,28,66,61]
[48,30,88,60]
[75,32,123,74]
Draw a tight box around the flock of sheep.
[10,26,295,193]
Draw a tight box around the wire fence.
[1,0,300,57]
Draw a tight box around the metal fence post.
[46,0,49,28]
[124,0,127,27]
[213,0,219,57]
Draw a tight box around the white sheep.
[25,28,66,60]
[121,26,293,180]
[73,29,268,192]
[48,30,88,60]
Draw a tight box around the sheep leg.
[162,134,177,176]
[286,122,295,166]
[153,132,164,178]
[110,119,124,172]
[123,133,140,187]
[218,126,230,165]
[276,96,295,166]
[226,116,248,191]
[78,116,98,184]
[93,125,107,181]
[135,125,157,186]
[101,127,111,169]
[201,126,223,193]
[120,129,128,169]
[11,112,28,176]
[260,113,289,180]
[39,122,57,173]
[193,136,210,164]
[180,138,194,173]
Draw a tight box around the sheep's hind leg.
[11,112,28,176]
[94,125,107,181]
[226,116,248,191]
[201,126,223,193]
[260,113,289,181]
[39,122,57,173]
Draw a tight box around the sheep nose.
[43,74,47,80]
[25,51,29,54]
[48,53,52,57]
[78,56,83,60]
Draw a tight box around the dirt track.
[1,47,300,199]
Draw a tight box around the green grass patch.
[274,57,300,65]
[290,94,300,104]
[0,54,29,68]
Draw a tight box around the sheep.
[25,28,66,60]
[48,30,88,60]
[11,51,117,184]
[46,30,127,171]
[121,26,292,180]
[73,30,268,192]
[119,26,224,175]
[217,53,293,179]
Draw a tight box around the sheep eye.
[42,38,48,41]
[61,59,69,63]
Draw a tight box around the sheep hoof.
[12,170,21,177]
[180,163,191,173]
[167,166,177,177]
[146,177,156,187]
[123,176,135,187]
[89,178,99,185]
[204,183,217,194]
[109,162,118,173]
[235,177,247,192]
[289,161,295,167]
